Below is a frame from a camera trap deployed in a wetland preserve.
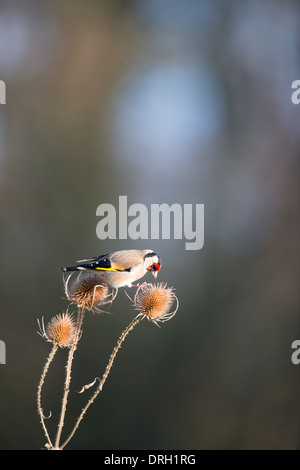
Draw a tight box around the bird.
[61,249,161,288]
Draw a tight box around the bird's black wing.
[76,253,109,263]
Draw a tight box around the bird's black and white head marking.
[144,251,161,273]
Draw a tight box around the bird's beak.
[152,271,158,279]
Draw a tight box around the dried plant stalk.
[61,314,143,449]
[54,306,85,449]
[37,343,58,449]
[37,277,178,449]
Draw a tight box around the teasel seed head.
[63,272,115,313]
[134,282,178,326]
[38,312,76,348]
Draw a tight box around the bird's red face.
[146,259,161,279]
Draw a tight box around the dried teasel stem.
[37,343,58,449]
[54,306,85,449]
[61,314,143,449]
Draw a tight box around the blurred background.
[0,0,299,450]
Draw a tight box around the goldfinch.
[61,249,161,288]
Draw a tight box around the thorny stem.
[37,343,58,449]
[61,314,143,449]
[54,306,85,449]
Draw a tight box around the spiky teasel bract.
[133,282,178,326]
[38,311,76,348]
[63,272,116,313]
